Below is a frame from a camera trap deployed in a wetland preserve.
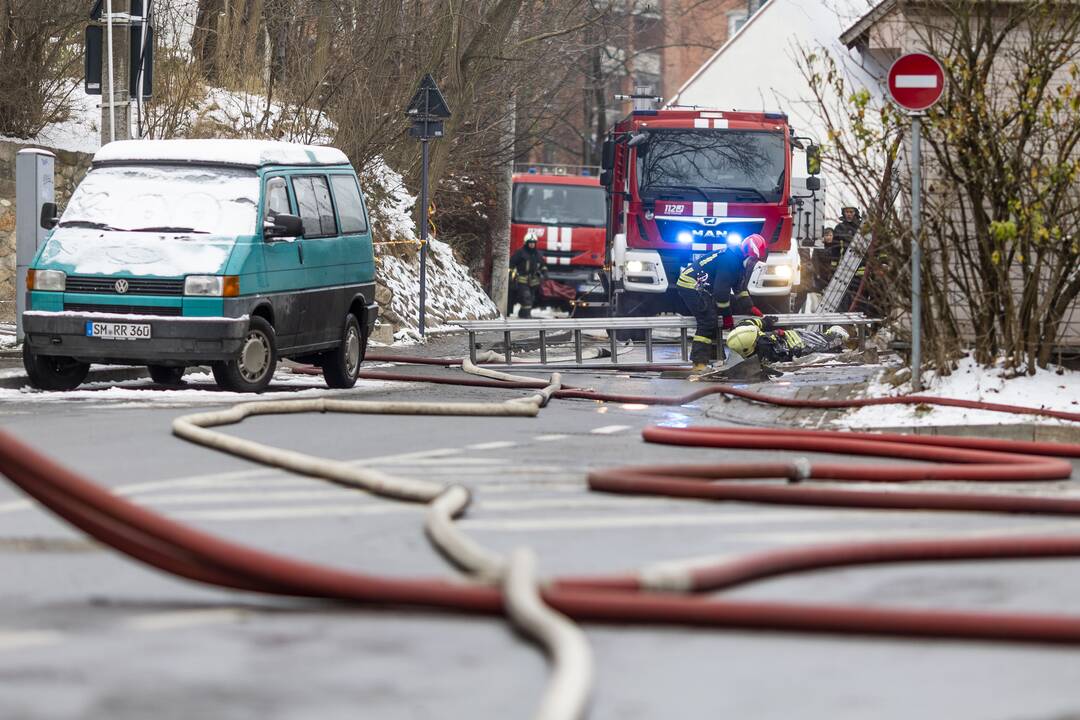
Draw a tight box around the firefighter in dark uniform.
[726,316,848,363]
[828,205,865,310]
[508,234,547,318]
[676,234,767,370]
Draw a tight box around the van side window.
[265,177,291,218]
[292,176,337,237]
[330,175,368,234]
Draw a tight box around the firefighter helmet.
[726,323,761,359]
[741,234,768,261]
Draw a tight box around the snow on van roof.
[93,139,351,168]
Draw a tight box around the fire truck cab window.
[637,130,786,204]
[512,184,607,227]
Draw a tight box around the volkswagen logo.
[114,279,129,294]
[702,217,721,226]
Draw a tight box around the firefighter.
[814,227,835,292]
[508,234,547,318]
[726,316,848,364]
[676,234,767,370]
[828,205,865,309]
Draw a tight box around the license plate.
[85,322,152,340]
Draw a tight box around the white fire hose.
[172,363,590,720]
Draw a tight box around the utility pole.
[101,0,132,145]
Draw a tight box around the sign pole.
[887,52,943,392]
[405,73,451,338]
[418,136,430,336]
[910,114,923,392]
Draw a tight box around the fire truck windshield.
[637,130,786,204]
[512,183,607,227]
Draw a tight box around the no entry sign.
[888,53,945,113]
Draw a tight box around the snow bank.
[839,355,1080,428]
[362,162,499,342]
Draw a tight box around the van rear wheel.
[321,313,365,389]
[212,316,277,393]
[23,345,90,391]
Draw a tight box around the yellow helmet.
[726,324,761,358]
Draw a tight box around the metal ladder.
[819,233,871,313]
[456,313,879,368]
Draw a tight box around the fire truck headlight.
[772,264,793,279]
[627,260,645,273]
[676,232,693,244]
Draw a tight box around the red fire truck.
[599,104,821,315]
[510,171,609,312]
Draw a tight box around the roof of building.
[839,0,896,48]
[93,139,351,168]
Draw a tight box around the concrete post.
[102,0,132,145]
[15,149,56,343]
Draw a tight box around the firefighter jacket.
[676,247,759,317]
[753,325,843,363]
[829,217,866,277]
[510,246,547,286]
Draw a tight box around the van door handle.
[297,241,304,264]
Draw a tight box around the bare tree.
[0,1,85,138]
[801,0,1080,374]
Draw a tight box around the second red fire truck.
[509,171,609,313]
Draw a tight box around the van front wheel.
[23,345,90,391]
[212,316,277,393]
[321,313,364,389]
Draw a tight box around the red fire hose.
[3,427,1080,644]
[3,348,1080,647]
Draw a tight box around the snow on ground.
[839,355,1080,428]
[365,162,499,342]
[0,370,410,408]
[0,81,101,154]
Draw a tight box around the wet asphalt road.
[1,350,1080,720]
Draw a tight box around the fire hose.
[1,356,1079,719]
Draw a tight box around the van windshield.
[60,165,260,236]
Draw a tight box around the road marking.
[534,434,569,442]
[178,502,420,521]
[461,511,843,531]
[0,630,64,651]
[127,608,249,631]
[590,425,632,435]
[133,490,354,506]
[478,497,673,511]
[466,441,518,451]
[0,500,34,514]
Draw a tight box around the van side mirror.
[265,213,304,239]
[40,202,58,230]
[601,139,615,171]
[805,176,821,192]
[806,144,822,176]
[599,169,613,188]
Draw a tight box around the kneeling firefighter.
[508,233,547,319]
[726,316,848,364]
[677,234,767,370]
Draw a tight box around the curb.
[867,424,1080,444]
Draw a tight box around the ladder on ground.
[455,313,879,368]
[819,233,871,313]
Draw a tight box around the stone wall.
[0,140,93,323]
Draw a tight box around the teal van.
[22,139,378,392]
